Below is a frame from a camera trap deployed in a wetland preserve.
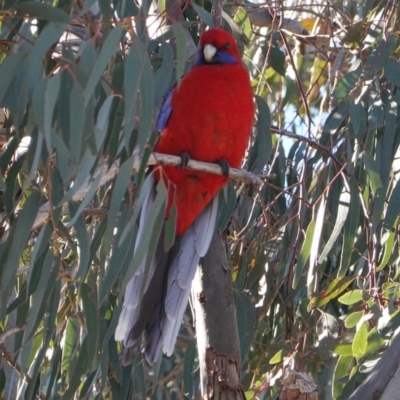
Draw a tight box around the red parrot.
[115,28,254,365]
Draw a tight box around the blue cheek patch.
[213,51,237,65]
[193,49,237,67]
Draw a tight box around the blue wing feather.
[156,88,174,132]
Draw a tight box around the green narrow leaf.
[65,172,101,228]
[368,91,384,129]
[108,336,123,384]
[132,354,147,399]
[4,156,24,218]
[319,188,349,263]
[89,218,107,267]
[45,346,62,398]
[172,23,187,83]
[152,352,163,395]
[95,94,116,152]
[44,73,61,153]
[338,290,363,305]
[27,249,49,302]
[333,355,353,399]
[154,42,174,107]
[0,190,41,317]
[61,316,80,377]
[0,136,19,174]
[362,153,382,194]
[192,4,215,27]
[333,344,353,356]
[118,173,155,246]
[308,195,326,287]
[332,70,360,101]
[379,97,397,187]
[363,35,397,79]
[69,83,85,161]
[122,179,166,289]
[249,96,272,174]
[269,349,283,364]
[0,52,28,105]
[137,54,154,151]
[216,183,237,231]
[352,322,368,358]
[123,36,149,149]
[323,101,349,133]
[378,310,400,338]
[80,283,99,369]
[384,58,400,86]
[84,26,123,104]
[267,41,286,76]
[338,177,360,276]
[384,180,400,230]
[377,216,398,271]
[308,276,357,311]
[234,7,252,38]
[12,2,70,23]
[25,132,44,193]
[363,328,385,358]
[318,336,336,360]
[349,102,366,138]
[236,249,249,292]
[104,155,135,254]
[27,22,67,95]
[69,203,90,281]
[345,311,363,328]
[293,220,314,289]
[236,291,255,364]
[79,370,98,398]
[100,207,135,303]
[183,339,196,399]
[79,39,97,77]
[61,337,90,399]
[164,203,177,251]
[44,280,61,340]
[20,251,57,375]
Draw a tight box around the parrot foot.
[217,159,230,179]
[179,152,191,169]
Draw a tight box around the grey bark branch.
[30,152,266,231]
[348,332,400,400]
[192,231,244,399]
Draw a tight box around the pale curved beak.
[203,44,217,63]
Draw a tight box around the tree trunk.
[348,332,400,400]
[191,231,244,399]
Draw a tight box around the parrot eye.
[222,42,231,50]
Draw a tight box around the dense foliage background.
[1,0,400,398]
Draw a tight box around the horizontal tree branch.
[31,151,267,230]
[150,152,266,186]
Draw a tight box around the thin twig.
[279,29,313,133]
[271,126,346,172]
[0,326,26,345]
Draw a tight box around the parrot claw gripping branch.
[115,28,255,365]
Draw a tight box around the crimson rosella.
[115,28,254,365]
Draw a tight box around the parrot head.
[194,28,241,66]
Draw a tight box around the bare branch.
[31,152,267,230]
[150,152,265,186]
